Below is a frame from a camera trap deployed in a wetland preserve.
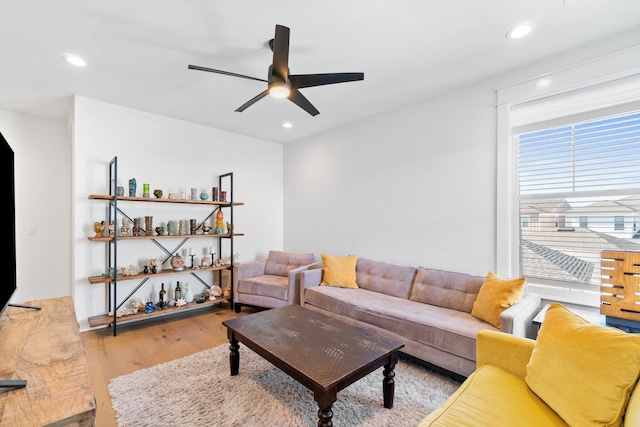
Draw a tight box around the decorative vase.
[184,283,194,303]
[116,186,124,197]
[145,216,153,236]
[133,218,143,236]
[153,189,162,198]
[155,226,164,236]
[167,220,175,236]
[200,192,209,201]
[129,178,136,197]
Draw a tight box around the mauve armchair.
[233,250,321,313]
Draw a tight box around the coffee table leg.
[317,406,333,427]
[383,361,397,409]
[315,392,336,427]
[229,337,239,376]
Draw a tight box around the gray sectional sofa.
[299,257,541,378]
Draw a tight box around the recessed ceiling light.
[62,53,86,67]
[506,22,535,40]
[282,122,292,128]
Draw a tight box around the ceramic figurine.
[94,221,106,238]
[171,253,185,271]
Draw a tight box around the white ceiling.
[2,0,640,144]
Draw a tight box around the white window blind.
[517,111,640,294]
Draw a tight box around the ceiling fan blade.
[235,90,269,112]
[289,72,364,89]
[288,89,320,116]
[188,65,267,83]
[271,25,290,82]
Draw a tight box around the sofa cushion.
[321,254,359,288]
[525,303,640,427]
[355,258,416,299]
[471,272,526,328]
[304,286,494,362]
[418,364,567,426]
[264,250,316,276]
[410,267,484,312]
[236,275,289,300]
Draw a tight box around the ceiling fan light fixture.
[269,83,290,99]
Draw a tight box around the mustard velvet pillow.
[471,271,526,328]
[320,254,358,289]
[525,303,640,427]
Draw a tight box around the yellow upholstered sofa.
[420,303,640,427]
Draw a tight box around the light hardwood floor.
[80,303,259,427]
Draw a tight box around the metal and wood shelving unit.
[87,156,243,335]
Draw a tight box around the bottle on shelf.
[159,283,166,308]
[175,281,182,300]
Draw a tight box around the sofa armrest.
[287,262,323,305]
[233,259,267,296]
[625,382,640,427]
[476,329,535,380]
[499,292,542,339]
[299,268,324,305]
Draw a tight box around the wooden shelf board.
[87,298,229,328]
[88,233,244,242]
[89,194,244,206]
[88,265,234,284]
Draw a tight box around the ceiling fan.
[188,24,364,116]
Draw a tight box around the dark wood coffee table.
[222,305,405,427]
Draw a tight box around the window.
[516,112,640,295]
[497,45,640,306]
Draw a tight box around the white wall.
[283,84,496,274]
[283,33,640,277]
[0,109,72,304]
[72,97,283,330]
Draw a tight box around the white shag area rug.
[108,343,461,427]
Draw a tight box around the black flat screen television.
[0,131,29,390]
[0,132,17,320]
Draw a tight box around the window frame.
[496,46,640,308]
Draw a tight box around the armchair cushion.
[525,303,640,427]
[264,251,317,276]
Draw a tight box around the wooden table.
[0,296,96,426]
[222,305,404,427]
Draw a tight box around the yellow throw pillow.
[471,271,526,328]
[320,254,358,289]
[525,303,640,427]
